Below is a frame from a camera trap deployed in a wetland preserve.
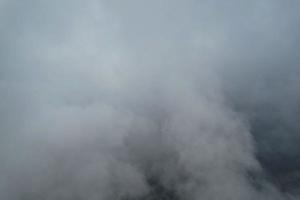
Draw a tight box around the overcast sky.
[1,1,300,199]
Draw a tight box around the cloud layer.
[0,0,300,199]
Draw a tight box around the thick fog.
[0,0,300,199]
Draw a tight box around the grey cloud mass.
[0,0,300,199]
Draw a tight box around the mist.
[0,0,300,199]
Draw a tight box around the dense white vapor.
[0,0,300,199]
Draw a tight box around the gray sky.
[1,0,300,199]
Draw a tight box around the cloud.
[0,0,300,199]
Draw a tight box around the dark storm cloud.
[0,0,300,199]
